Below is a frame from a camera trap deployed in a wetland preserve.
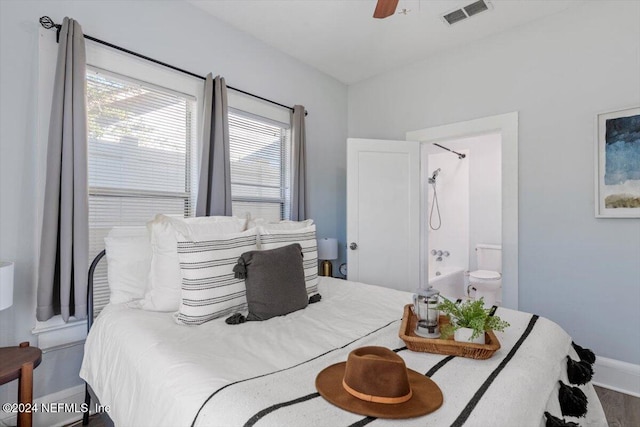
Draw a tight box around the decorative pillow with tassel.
[234,243,309,321]
[258,225,319,296]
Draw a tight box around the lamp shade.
[0,261,14,311]
[317,238,338,260]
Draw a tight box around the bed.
[80,276,606,426]
[80,217,606,426]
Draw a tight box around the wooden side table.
[0,342,42,427]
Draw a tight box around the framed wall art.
[595,106,640,218]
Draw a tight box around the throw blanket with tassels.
[193,309,606,427]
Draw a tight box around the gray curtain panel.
[196,74,232,216]
[37,17,89,322]
[291,105,307,220]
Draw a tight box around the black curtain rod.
[39,16,307,116]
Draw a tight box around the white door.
[346,138,421,292]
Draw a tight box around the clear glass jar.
[413,286,441,338]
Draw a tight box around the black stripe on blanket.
[450,314,540,427]
[349,416,376,427]
[347,355,457,427]
[191,319,402,427]
[244,393,321,427]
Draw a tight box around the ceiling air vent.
[464,0,490,17]
[442,0,493,26]
[443,9,468,25]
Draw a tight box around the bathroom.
[421,132,502,305]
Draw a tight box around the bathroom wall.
[468,135,502,271]
[425,133,501,299]
[426,150,470,276]
[437,134,502,271]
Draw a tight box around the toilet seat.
[469,270,501,281]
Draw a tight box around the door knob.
[349,242,358,250]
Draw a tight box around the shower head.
[428,168,441,184]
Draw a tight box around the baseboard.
[593,355,640,398]
[0,384,88,427]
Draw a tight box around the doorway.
[407,112,519,309]
[422,134,501,301]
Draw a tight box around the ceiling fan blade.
[373,0,399,19]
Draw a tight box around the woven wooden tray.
[399,304,501,360]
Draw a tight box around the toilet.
[466,244,502,307]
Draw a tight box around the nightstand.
[0,342,42,427]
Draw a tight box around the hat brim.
[315,362,443,419]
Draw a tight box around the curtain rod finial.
[39,16,57,29]
[39,16,62,42]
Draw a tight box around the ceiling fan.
[373,0,400,19]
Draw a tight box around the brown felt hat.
[315,346,443,419]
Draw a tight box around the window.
[86,66,199,317]
[228,109,291,221]
[38,32,289,324]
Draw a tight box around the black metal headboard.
[83,249,106,425]
[87,249,106,332]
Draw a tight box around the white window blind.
[87,67,197,317]
[229,109,291,221]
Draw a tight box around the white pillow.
[174,228,259,325]
[103,227,151,305]
[141,214,247,312]
[248,218,314,230]
[258,224,319,295]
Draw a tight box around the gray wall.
[349,1,640,364]
[0,0,347,400]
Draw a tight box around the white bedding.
[80,277,606,427]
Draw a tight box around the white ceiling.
[189,0,582,85]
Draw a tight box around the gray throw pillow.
[234,243,308,321]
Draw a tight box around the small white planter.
[454,327,486,345]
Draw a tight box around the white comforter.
[80,277,606,427]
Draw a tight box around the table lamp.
[317,238,338,277]
[0,261,14,311]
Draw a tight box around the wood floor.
[595,385,640,427]
[64,386,640,426]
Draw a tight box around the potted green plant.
[436,297,510,344]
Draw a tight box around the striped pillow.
[174,228,258,325]
[258,225,319,296]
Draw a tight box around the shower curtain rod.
[433,143,466,159]
[38,16,308,116]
